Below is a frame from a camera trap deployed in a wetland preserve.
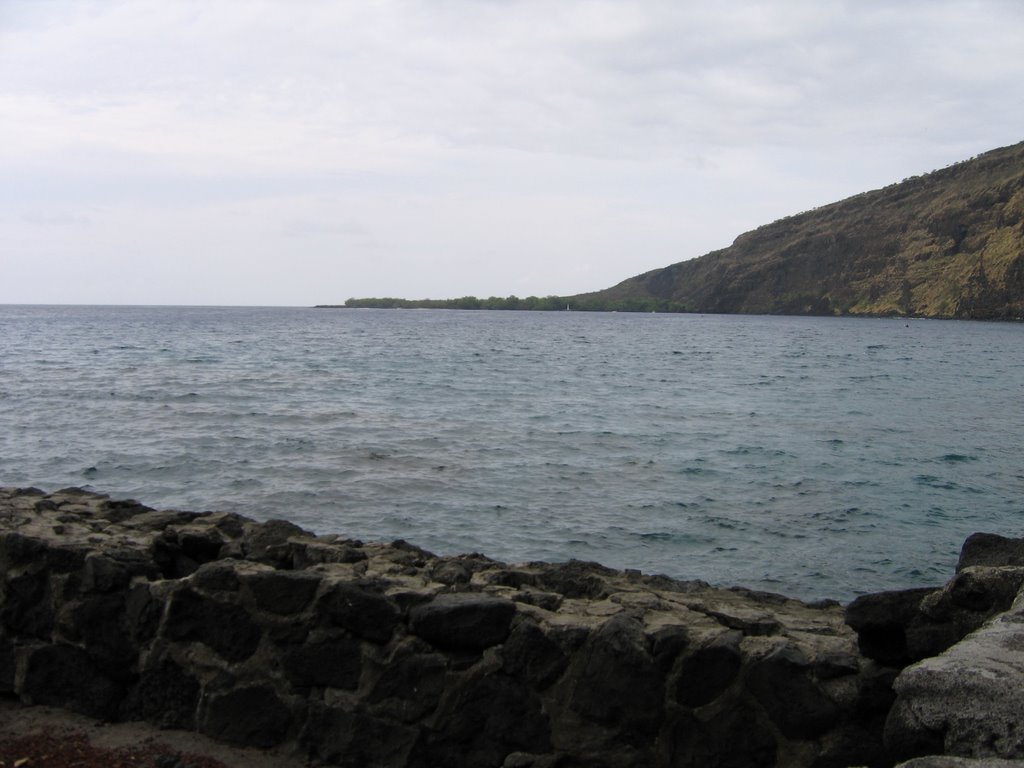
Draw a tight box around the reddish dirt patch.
[0,730,232,768]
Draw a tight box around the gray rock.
[922,567,1024,618]
[886,591,1024,761]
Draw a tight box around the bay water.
[1,304,1021,601]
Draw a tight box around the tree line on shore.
[327,295,693,312]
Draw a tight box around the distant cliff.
[575,141,1024,319]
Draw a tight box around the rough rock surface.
[1,486,887,768]
[844,565,1024,666]
[4,486,1024,768]
[885,588,1024,762]
[895,758,1024,768]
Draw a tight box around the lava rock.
[199,686,291,748]
[408,593,516,651]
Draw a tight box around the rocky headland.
[574,140,1024,319]
[340,140,1024,319]
[2,486,1024,767]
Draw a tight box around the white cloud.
[1,0,1023,304]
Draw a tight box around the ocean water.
[1,304,1021,601]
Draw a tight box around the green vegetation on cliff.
[328,295,691,312]
[578,141,1024,319]
[333,141,1024,318]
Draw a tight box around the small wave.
[940,453,977,462]
[914,474,961,491]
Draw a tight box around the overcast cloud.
[2,0,1023,305]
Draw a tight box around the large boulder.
[408,593,516,651]
[957,533,1024,571]
[886,590,1024,761]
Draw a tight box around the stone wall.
[1,487,1022,767]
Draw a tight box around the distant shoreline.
[314,300,1020,320]
[318,295,694,312]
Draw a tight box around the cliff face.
[4,487,1024,767]
[579,141,1024,319]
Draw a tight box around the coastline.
[3,486,1024,767]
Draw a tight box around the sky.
[2,1,1023,306]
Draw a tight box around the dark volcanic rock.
[199,686,292,748]
[319,581,401,644]
[366,644,448,723]
[746,643,839,740]
[534,559,614,599]
[302,707,419,767]
[501,619,569,690]
[19,643,123,720]
[6,486,1024,768]
[670,703,777,768]
[845,587,937,663]
[55,592,137,679]
[281,635,362,689]
[162,588,262,662]
[567,613,664,744]
[245,569,321,615]
[671,631,742,708]
[408,593,516,651]
[125,658,201,729]
[957,532,1024,571]
[423,669,551,768]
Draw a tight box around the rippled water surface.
[2,305,1022,600]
